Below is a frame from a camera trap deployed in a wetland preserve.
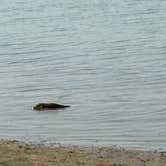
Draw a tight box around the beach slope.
[0,141,165,166]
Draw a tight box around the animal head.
[33,103,44,110]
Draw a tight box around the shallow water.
[0,0,166,150]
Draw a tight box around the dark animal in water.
[33,103,70,111]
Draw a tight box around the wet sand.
[0,140,165,166]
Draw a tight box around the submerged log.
[33,103,70,111]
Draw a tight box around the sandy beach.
[0,140,165,166]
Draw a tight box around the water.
[0,0,166,151]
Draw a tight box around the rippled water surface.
[0,0,166,150]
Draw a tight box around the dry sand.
[0,140,165,166]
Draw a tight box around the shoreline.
[0,140,165,166]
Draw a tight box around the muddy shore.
[0,140,165,166]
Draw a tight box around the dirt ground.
[0,140,165,166]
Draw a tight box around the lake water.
[0,0,166,150]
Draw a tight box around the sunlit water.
[0,0,166,150]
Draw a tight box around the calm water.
[0,0,166,150]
